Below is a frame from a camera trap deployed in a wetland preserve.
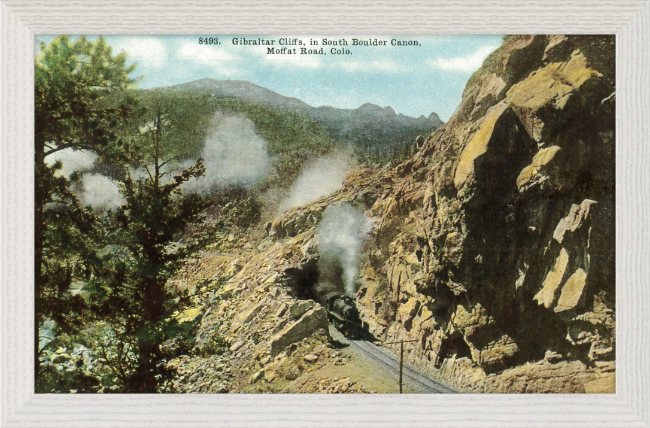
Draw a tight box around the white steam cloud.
[279,153,355,212]
[79,174,124,211]
[45,148,97,178]
[44,148,123,211]
[316,204,370,296]
[44,112,271,209]
[184,112,271,194]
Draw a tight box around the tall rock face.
[357,35,615,392]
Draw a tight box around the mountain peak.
[357,103,396,116]
[427,112,443,126]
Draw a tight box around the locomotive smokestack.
[316,203,369,296]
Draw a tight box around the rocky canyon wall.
[356,35,616,392]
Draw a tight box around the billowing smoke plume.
[184,112,271,194]
[279,153,355,212]
[316,204,370,296]
[45,148,123,211]
[78,174,124,211]
[45,148,97,178]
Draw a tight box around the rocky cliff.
[355,35,616,392]
[167,35,615,393]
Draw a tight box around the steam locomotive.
[321,291,366,339]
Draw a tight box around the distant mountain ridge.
[161,78,444,143]
[168,78,312,112]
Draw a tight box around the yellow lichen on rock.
[516,145,562,190]
[506,51,602,112]
[454,102,508,188]
[175,307,202,323]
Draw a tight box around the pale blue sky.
[36,35,503,121]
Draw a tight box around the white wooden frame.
[1,1,648,426]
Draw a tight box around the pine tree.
[88,109,205,392]
[34,35,138,380]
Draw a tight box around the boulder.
[454,103,509,188]
[269,308,328,356]
[176,307,202,324]
[231,301,265,332]
[304,354,319,362]
[275,303,288,318]
[290,300,314,320]
[250,369,264,384]
[505,50,603,140]
[470,334,519,371]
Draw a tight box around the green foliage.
[34,37,207,393]
[35,35,139,155]
[109,84,436,200]
[85,111,206,392]
[34,36,140,382]
[164,317,204,357]
[36,332,103,393]
[36,361,100,394]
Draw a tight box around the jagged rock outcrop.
[270,307,328,356]
[356,35,615,392]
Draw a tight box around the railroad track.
[349,339,457,394]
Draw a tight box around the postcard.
[34,34,615,394]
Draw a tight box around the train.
[321,291,367,339]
